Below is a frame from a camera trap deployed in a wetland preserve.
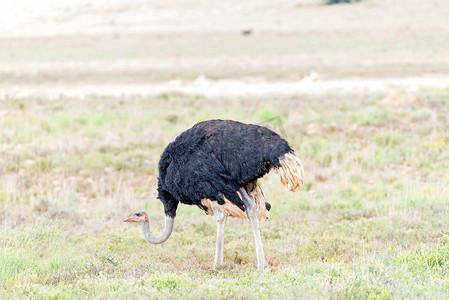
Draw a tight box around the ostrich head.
[123,209,149,223]
[123,209,174,244]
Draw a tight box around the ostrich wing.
[161,130,244,210]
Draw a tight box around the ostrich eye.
[135,213,141,217]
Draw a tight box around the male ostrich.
[124,119,304,269]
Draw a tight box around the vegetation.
[322,0,361,5]
[1,88,449,298]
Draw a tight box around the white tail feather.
[277,152,305,192]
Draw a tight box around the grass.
[1,31,448,84]
[1,88,449,298]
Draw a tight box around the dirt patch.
[379,89,421,107]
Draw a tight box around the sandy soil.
[1,0,448,37]
[3,75,449,99]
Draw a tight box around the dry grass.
[1,88,449,298]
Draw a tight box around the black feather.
[157,119,293,217]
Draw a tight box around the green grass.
[1,88,449,298]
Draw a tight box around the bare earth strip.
[3,76,449,99]
[1,0,448,37]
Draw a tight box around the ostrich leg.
[239,187,268,270]
[213,208,228,268]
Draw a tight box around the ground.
[1,0,449,298]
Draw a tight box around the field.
[1,0,449,298]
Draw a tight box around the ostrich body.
[124,119,304,269]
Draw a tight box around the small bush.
[322,0,361,5]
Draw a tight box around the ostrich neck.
[141,215,175,244]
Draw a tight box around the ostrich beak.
[123,216,138,222]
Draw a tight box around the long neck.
[141,214,175,244]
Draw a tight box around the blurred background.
[1,0,448,97]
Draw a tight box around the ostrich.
[123,119,304,269]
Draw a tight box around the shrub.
[322,0,361,4]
